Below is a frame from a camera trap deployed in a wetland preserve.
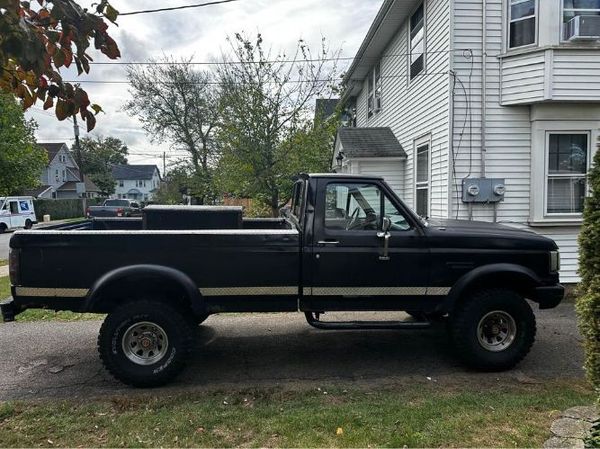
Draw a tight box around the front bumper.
[532,284,565,310]
[0,297,18,322]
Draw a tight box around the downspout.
[481,0,487,179]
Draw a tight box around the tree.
[77,136,128,195]
[0,0,121,131]
[577,138,600,394]
[125,57,221,204]
[0,92,48,195]
[153,164,192,205]
[216,33,340,216]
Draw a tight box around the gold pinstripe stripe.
[15,287,89,298]
[199,286,298,296]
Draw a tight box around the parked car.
[86,199,142,218]
[2,174,563,387]
[0,196,36,233]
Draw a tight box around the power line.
[120,0,241,16]
[62,71,451,86]
[87,49,455,66]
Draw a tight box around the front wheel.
[449,289,536,371]
[98,300,195,387]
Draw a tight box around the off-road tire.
[98,300,195,387]
[449,289,536,371]
[24,219,33,230]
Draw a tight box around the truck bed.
[10,217,300,314]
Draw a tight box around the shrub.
[32,198,103,221]
[577,139,600,397]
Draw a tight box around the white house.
[111,165,161,202]
[335,0,600,283]
[26,142,99,199]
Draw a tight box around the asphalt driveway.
[0,302,584,401]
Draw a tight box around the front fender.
[442,263,542,312]
[83,264,203,313]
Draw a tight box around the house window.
[367,63,382,119]
[119,180,124,187]
[62,170,66,181]
[508,0,537,49]
[563,0,600,37]
[410,3,425,79]
[415,138,430,218]
[546,132,589,215]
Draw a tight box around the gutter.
[481,0,487,178]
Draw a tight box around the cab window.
[9,202,18,214]
[325,183,410,232]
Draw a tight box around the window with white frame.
[367,62,382,119]
[508,0,537,49]
[546,132,589,215]
[410,3,425,79]
[415,138,430,217]
[563,0,600,37]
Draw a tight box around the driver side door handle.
[317,240,340,246]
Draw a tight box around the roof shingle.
[337,127,406,159]
[112,165,160,181]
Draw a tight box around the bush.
[577,139,600,397]
[33,198,103,221]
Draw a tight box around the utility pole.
[72,115,87,212]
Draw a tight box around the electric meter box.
[462,178,506,203]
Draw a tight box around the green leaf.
[105,4,119,23]
[91,104,103,115]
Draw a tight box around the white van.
[0,197,37,233]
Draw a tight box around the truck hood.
[424,218,557,251]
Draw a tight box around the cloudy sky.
[26,0,382,172]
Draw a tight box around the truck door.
[301,179,431,312]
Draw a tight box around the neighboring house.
[335,0,600,283]
[25,142,100,199]
[112,165,162,201]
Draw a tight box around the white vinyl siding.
[500,52,546,104]
[356,0,451,218]
[553,50,600,100]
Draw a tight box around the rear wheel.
[449,289,536,371]
[98,300,195,387]
[24,219,33,230]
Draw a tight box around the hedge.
[33,198,103,221]
[577,140,600,397]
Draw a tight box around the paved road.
[0,302,584,401]
[0,231,11,261]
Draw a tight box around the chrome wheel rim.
[122,321,169,365]
[477,311,517,352]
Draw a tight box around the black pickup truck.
[1,174,563,387]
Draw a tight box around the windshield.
[104,200,130,207]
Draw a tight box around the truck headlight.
[550,251,560,273]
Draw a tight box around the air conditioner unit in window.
[374,95,382,112]
[564,15,600,41]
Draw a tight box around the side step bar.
[304,312,431,330]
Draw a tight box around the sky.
[26,0,382,173]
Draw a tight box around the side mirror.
[382,216,392,233]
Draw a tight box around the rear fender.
[441,263,542,312]
[84,265,204,314]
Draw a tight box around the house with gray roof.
[111,165,161,202]
[25,142,99,199]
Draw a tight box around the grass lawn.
[0,276,101,322]
[0,381,594,448]
[0,260,7,267]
